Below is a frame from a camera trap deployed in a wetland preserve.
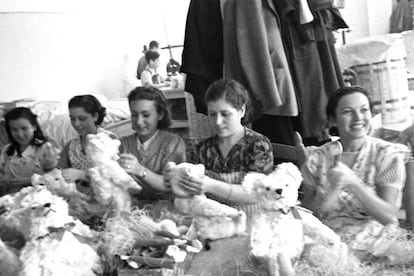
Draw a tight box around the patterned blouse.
[304,136,410,227]
[191,127,273,200]
[120,130,186,202]
[0,141,59,194]
[189,127,274,231]
[58,128,117,170]
[58,128,117,196]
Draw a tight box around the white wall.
[339,0,393,44]
[0,0,190,102]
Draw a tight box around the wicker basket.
[351,57,411,127]
[337,33,412,130]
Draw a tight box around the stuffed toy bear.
[31,168,88,200]
[242,162,347,276]
[0,187,102,276]
[86,132,142,214]
[168,162,246,240]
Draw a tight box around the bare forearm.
[135,168,169,192]
[349,182,397,225]
[206,177,257,204]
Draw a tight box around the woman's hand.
[177,173,206,195]
[62,168,87,183]
[327,161,361,191]
[294,131,318,187]
[294,131,307,167]
[119,153,146,177]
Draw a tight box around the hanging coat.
[275,0,348,139]
[180,0,223,114]
[222,0,299,119]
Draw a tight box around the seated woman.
[0,107,59,195]
[118,86,186,205]
[174,78,274,208]
[299,86,410,255]
[58,95,116,193]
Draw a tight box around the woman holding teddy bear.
[171,78,274,206]
[298,86,411,259]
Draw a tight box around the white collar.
[136,130,159,151]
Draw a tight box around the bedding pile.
[23,95,131,148]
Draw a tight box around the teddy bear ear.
[31,173,42,186]
[278,162,303,184]
[242,172,266,192]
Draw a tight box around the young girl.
[0,107,59,195]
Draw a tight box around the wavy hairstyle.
[5,107,48,156]
[326,86,373,136]
[205,78,251,124]
[127,86,172,129]
[68,95,107,126]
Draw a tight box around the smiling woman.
[299,86,411,259]
[118,86,186,206]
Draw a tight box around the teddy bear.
[0,186,102,276]
[31,168,88,200]
[242,162,347,276]
[86,132,142,214]
[168,162,246,240]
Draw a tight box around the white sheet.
[27,98,130,149]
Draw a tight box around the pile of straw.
[102,209,160,258]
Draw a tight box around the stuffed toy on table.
[0,186,101,276]
[242,162,348,276]
[168,162,247,240]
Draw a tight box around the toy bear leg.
[277,252,294,276]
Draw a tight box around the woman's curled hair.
[68,95,107,126]
[5,107,48,156]
[127,86,172,129]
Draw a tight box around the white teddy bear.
[242,162,347,276]
[0,186,101,276]
[31,168,88,200]
[168,162,246,240]
[86,132,142,214]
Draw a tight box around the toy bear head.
[242,162,303,210]
[15,188,74,240]
[168,162,205,198]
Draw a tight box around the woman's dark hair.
[68,95,106,126]
[205,78,251,124]
[326,86,373,136]
[5,107,47,156]
[145,50,160,63]
[127,86,172,129]
[149,40,159,49]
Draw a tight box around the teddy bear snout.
[275,188,283,195]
